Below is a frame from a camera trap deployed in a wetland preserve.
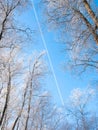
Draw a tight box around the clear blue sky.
[18,0,98,106]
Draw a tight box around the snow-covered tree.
[0,1,66,129]
[65,87,97,130]
[41,0,98,73]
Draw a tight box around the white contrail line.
[31,0,64,106]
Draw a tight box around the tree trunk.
[83,0,98,27]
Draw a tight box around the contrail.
[31,0,64,106]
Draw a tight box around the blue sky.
[19,0,98,106]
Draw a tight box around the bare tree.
[65,87,96,130]
[0,47,24,129]
[0,0,32,48]
[0,47,64,130]
[0,1,31,128]
[41,0,98,73]
[0,1,66,129]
